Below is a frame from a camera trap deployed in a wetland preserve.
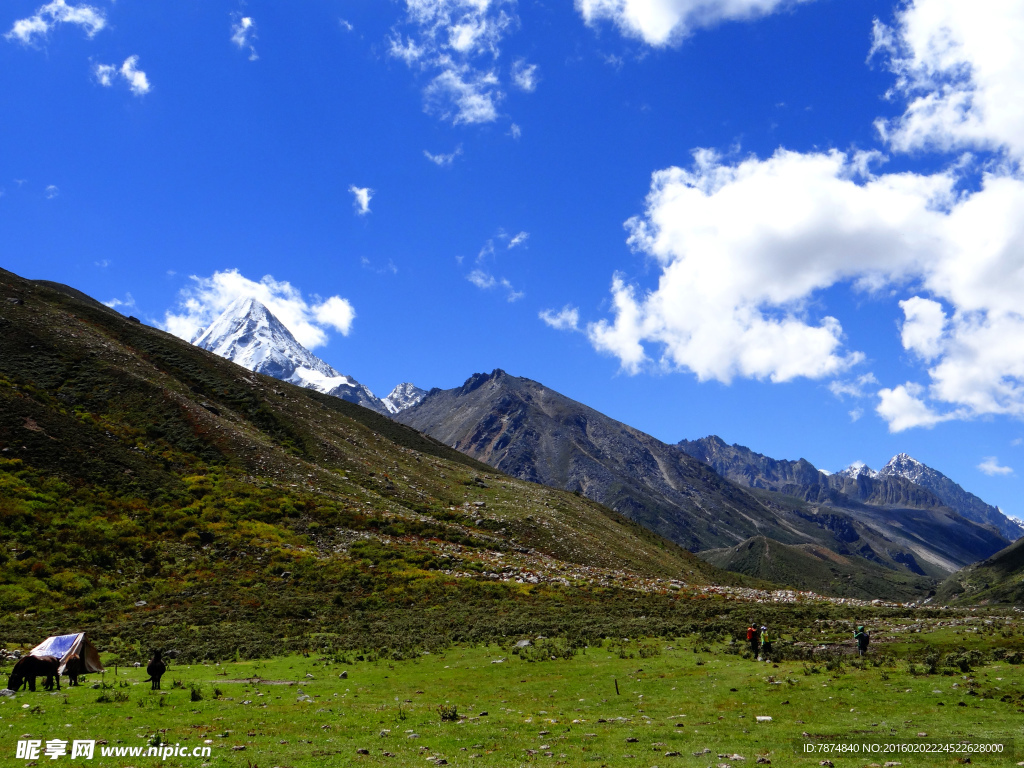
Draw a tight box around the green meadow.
[4,618,1024,768]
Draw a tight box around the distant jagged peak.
[880,452,928,481]
[838,460,878,479]
[383,382,427,414]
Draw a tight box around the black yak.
[143,650,166,690]
[7,655,60,692]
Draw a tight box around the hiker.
[854,625,870,657]
[759,626,773,660]
[746,623,760,658]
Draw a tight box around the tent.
[30,633,104,675]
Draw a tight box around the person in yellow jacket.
[759,626,772,660]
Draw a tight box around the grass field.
[4,617,1024,768]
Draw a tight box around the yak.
[143,650,166,690]
[7,655,60,692]
[62,653,85,686]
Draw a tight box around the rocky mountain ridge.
[678,436,1021,541]
[397,370,1009,590]
[879,453,1021,540]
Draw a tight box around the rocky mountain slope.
[679,436,1010,573]
[397,372,1008,597]
[0,268,764,654]
[879,453,1024,540]
[397,369,819,552]
[192,296,389,413]
[935,536,1024,604]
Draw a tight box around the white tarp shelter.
[30,633,104,675]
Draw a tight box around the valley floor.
[4,615,1024,768]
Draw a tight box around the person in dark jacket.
[144,650,166,690]
[854,625,870,657]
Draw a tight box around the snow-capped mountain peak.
[880,452,926,482]
[877,451,1024,540]
[193,297,342,382]
[383,382,427,414]
[192,297,387,414]
[838,460,878,479]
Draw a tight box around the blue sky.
[4,0,1024,518]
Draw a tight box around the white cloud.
[467,269,522,301]
[828,372,879,400]
[231,15,258,61]
[93,62,115,86]
[899,296,947,361]
[476,239,495,263]
[120,56,150,95]
[389,0,516,125]
[104,293,135,311]
[509,123,522,139]
[467,269,495,289]
[848,407,864,422]
[361,256,399,275]
[540,305,581,331]
[424,63,502,124]
[575,0,815,47]
[339,19,354,32]
[44,184,59,199]
[876,383,957,432]
[424,144,463,166]
[583,0,1024,430]
[873,0,1024,163]
[587,147,951,381]
[6,0,105,45]
[348,185,373,216]
[312,296,357,334]
[95,56,151,95]
[163,269,356,348]
[978,456,1014,476]
[501,278,524,302]
[511,58,539,92]
[508,231,529,249]
[603,148,1024,428]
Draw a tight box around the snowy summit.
[383,383,427,415]
[192,296,388,414]
[838,461,878,480]
[840,452,1024,541]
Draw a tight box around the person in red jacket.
[746,623,760,657]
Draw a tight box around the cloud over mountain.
[578,0,1024,433]
[163,269,355,350]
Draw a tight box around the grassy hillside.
[935,537,1024,604]
[698,536,936,602]
[0,268,772,657]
